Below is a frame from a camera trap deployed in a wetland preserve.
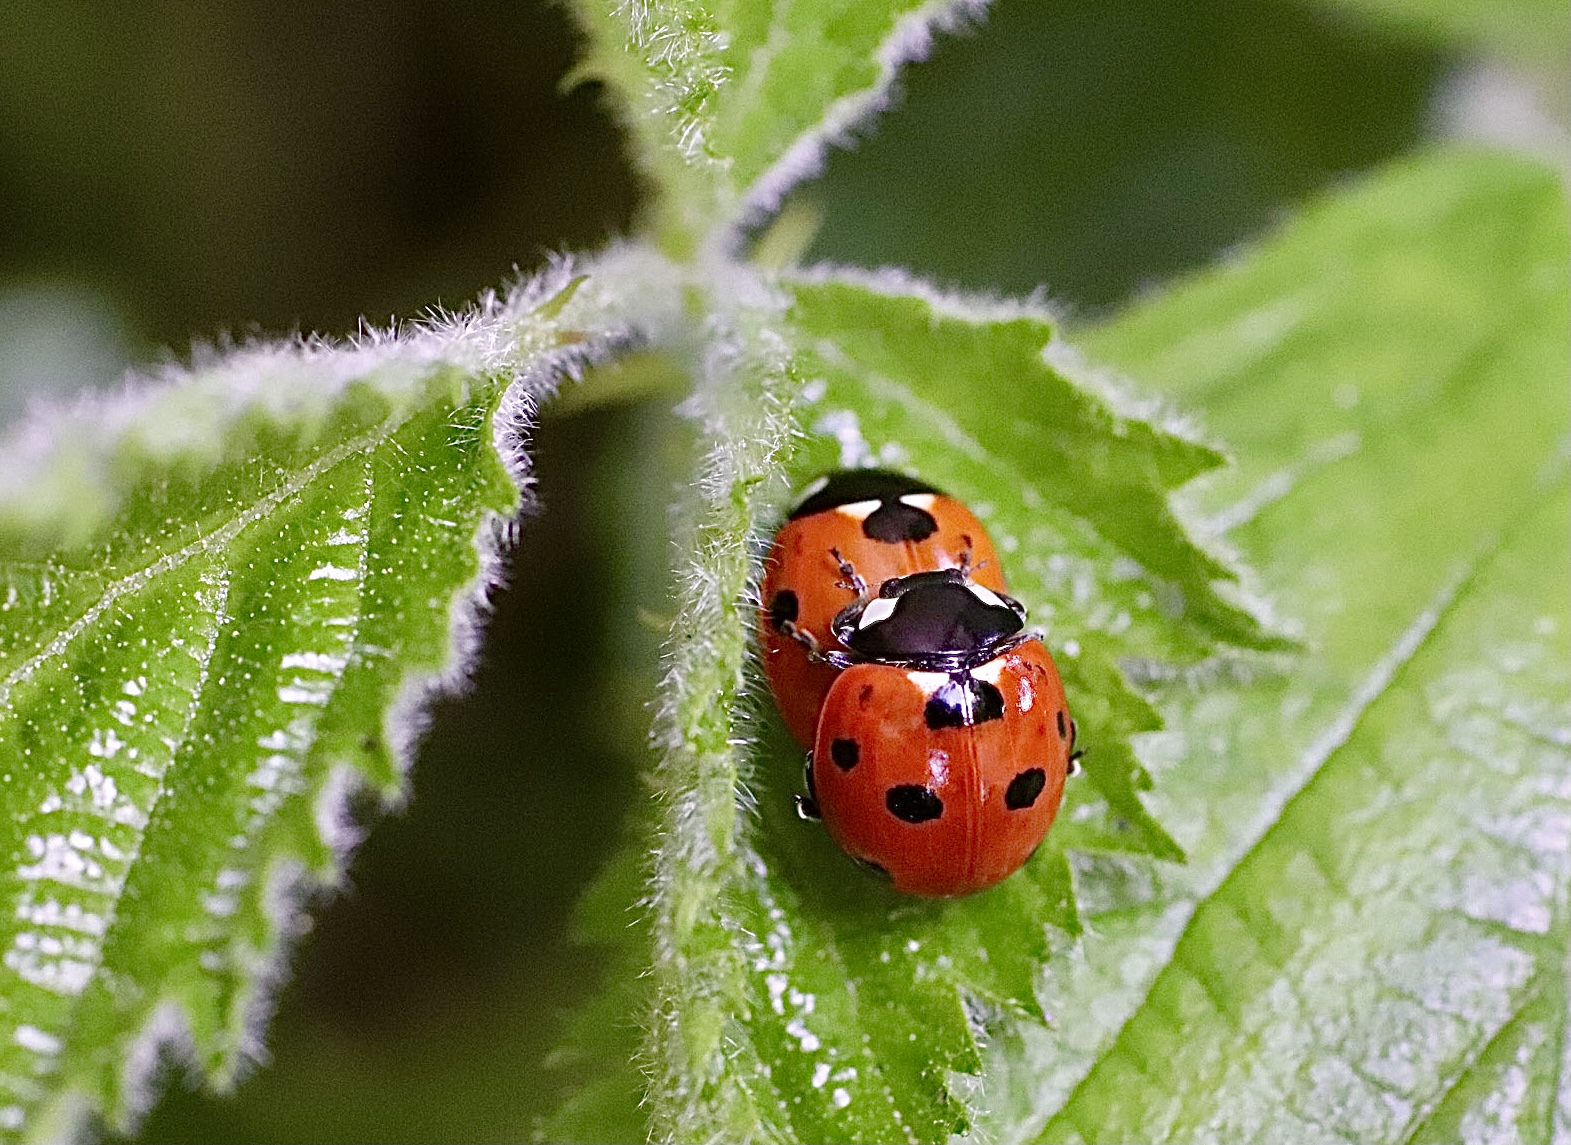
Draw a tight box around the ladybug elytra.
[803,570,1075,896]
[758,469,1006,749]
[759,471,1079,898]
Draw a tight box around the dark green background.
[0,0,1453,1139]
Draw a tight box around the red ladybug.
[759,469,1007,748]
[800,569,1078,897]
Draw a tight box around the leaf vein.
[1046,556,1477,1129]
[1398,971,1551,1144]
[0,414,418,709]
[49,564,231,1082]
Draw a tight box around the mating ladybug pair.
[759,469,1079,898]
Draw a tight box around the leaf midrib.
[10,421,404,1109]
[52,564,236,1093]
[0,411,419,709]
[1043,469,1568,1137]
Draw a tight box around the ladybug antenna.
[954,533,990,577]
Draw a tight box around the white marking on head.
[858,597,897,628]
[835,498,881,522]
[968,584,1007,609]
[899,493,936,510]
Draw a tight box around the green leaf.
[1308,0,1571,70]
[953,148,1570,1143]
[547,260,1276,1141]
[579,283,799,1144]
[0,255,670,1139]
[573,0,984,247]
[783,268,1285,860]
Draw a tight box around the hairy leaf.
[636,292,802,1144]
[573,0,986,244]
[783,267,1287,859]
[545,260,1276,1141]
[546,147,1567,1144]
[956,148,1571,1143]
[0,253,677,1139]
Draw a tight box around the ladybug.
[798,568,1079,897]
[759,469,1007,748]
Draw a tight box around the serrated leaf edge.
[784,261,1222,471]
[1038,509,1534,1141]
[641,272,803,1143]
[0,248,689,1139]
[732,0,990,234]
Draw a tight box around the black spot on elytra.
[769,589,799,631]
[830,738,860,771]
[1056,709,1068,738]
[1005,768,1047,810]
[857,683,876,708]
[924,675,1006,729]
[862,500,938,544]
[887,785,943,823]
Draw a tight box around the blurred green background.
[0,0,1557,1139]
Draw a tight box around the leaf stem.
[644,270,798,1143]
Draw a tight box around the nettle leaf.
[547,148,1567,1142]
[960,148,1570,1143]
[574,0,985,242]
[545,266,1277,1142]
[0,251,677,1140]
[783,268,1286,861]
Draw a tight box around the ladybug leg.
[1067,718,1084,777]
[779,618,852,668]
[794,755,822,821]
[828,547,869,598]
[778,617,823,658]
[852,857,893,883]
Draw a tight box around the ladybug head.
[788,468,938,520]
[832,569,1027,670]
